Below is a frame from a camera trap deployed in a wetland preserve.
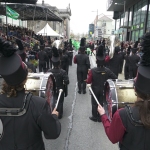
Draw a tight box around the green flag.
[6,6,19,20]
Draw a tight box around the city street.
[0,53,124,150]
[43,53,122,150]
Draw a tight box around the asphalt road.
[0,53,125,150]
[44,53,120,150]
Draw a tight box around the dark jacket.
[119,106,150,150]
[91,67,117,93]
[48,68,69,90]
[0,90,61,150]
[129,54,140,69]
[74,53,90,73]
[38,51,48,63]
[108,53,122,77]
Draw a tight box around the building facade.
[107,0,150,42]
[92,14,115,40]
[27,3,71,39]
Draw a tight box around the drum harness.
[125,105,143,126]
[0,92,32,140]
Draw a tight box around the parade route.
[43,54,119,150]
[0,54,123,150]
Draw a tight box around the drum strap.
[0,92,32,140]
[0,92,32,117]
[125,105,143,126]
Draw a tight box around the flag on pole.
[6,6,19,20]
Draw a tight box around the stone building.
[27,2,71,39]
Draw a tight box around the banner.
[6,6,19,20]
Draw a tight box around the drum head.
[104,80,117,120]
[26,73,56,110]
[45,74,56,110]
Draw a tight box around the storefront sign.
[131,23,144,30]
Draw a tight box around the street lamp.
[115,1,126,41]
[92,9,98,40]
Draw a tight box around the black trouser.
[91,90,103,119]
[77,70,87,92]
[124,64,129,80]
[46,59,49,70]
[119,60,124,73]
[69,53,73,66]
[50,58,53,69]
[39,61,46,72]
[129,67,138,79]
[61,63,69,74]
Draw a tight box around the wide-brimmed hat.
[0,38,28,86]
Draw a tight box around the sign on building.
[89,24,94,37]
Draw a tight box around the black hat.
[69,39,72,47]
[51,47,60,62]
[79,37,86,52]
[0,38,28,86]
[134,32,150,94]
[64,41,68,48]
[114,46,120,53]
[96,45,105,60]
[96,45,105,65]
[131,48,138,54]
[16,39,25,57]
[80,37,86,47]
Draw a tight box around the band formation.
[0,15,150,150]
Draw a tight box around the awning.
[0,3,63,22]
[0,0,37,4]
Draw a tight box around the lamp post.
[115,1,126,41]
[92,9,98,40]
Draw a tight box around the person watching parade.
[48,47,69,119]
[86,45,117,122]
[74,37,90,94]
[97,32,150,150]
[129,48,140,79]
[0,37,61,149]
[37,45,48,72]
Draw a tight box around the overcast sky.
[37,0,113,34]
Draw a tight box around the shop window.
[139,29,144,38]
[132,31,135,41]
[135,30,139,41]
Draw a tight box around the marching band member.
[97,32,150,150]
[74,37,90,94]
[0,37,61,149]
[86,45,117,122]
[48,47,69,119]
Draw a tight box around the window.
[129,8,133,26]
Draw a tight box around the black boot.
[89,116,97,122]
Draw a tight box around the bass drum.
[103,79,136,120]
[25,72,56,110]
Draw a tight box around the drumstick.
[87,84,100,105]
[55,89,63,109]
[109,102,134,105]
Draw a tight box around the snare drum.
[104,79,136,120]
[25,72,56,109]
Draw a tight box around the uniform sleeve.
[86,56,91,69]
[73,55,77,64]
[101,110,126,144]
[107,68,117,79]
[36,101,61,139]
[86,69,92,84]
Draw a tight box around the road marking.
[65,82,78,150]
